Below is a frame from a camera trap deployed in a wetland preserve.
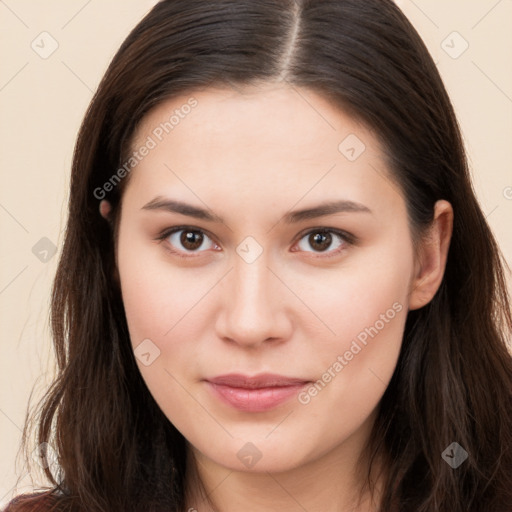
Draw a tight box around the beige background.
[0,0,511,504]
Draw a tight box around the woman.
[5,0,512,511]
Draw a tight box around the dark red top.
[2,492,59,512]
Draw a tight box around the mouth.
[204,373,311,412]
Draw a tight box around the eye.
[293,228,353,255]
[157,227,220,256]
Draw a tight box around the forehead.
[132,83,367,161]
[125,84,403,216]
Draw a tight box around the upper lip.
[206,373,311,389]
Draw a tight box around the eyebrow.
[141,196,372,223]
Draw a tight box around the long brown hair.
[7,1,512,511]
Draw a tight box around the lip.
[205,373,311,412]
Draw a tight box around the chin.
[188,429,318,474]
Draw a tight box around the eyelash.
[155,225,356,259]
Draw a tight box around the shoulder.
[2,491,60,512]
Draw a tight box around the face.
[115,83,417,475]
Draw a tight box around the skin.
[103,83,453,511]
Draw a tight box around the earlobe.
[408,200,453,310]
[99,200,112,221]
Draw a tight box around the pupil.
[310,232,332,251]
[181,231,203,250]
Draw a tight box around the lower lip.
[206,382,309,412]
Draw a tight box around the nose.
[214,256,293,349]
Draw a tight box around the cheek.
[289,241,413,410]
[117,232,210,347]
[116,235,210,428]
[289,238,413,352]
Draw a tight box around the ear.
[99,199,121,284]
[408,200,453,310]
[99,200,112,221]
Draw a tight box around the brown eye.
[180,230,204,250]
[308,232,332,252]
[296,229,348,254]
[165,228,217,254]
